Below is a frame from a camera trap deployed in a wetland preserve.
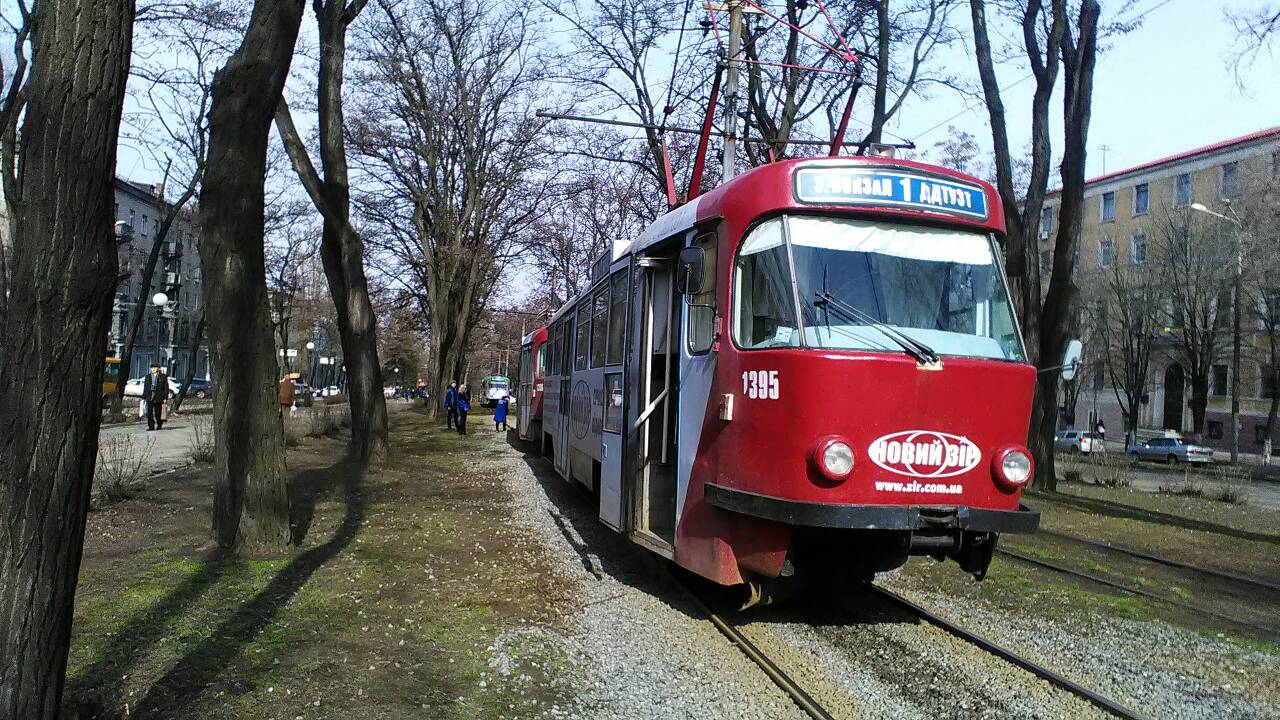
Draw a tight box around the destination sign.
[794,167,989,220]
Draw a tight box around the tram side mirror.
[1060,339,1083,381]
[677,247,705,295]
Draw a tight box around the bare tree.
[275,0,390,462]
[1151,208,1234,435]
[201,0,306,550]
[0,1,134,716]
[1085,263,1160,447]
[350,0,551,417]
[1225,3,1279,77]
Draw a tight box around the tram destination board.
[794,165,989,221]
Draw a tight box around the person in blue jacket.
[444,380,458,429]
[455,384,471,435]
[493,394,509,432]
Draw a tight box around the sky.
[882,0,1280,180]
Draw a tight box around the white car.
[383,386,398,398]
[123,376,182,398]
[322,385,342,397]
[1054,430,1105,454]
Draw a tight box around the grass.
[65,410,578,719]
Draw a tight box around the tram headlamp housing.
[813,437,855,482]
[992,446,1033,489]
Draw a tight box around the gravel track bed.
[739,602,1106,720]
[880,572,1280,720]
[488,436,807,719]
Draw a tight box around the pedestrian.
[445,380,458,429]
[143,362,170,431]
[456,383,471,435]
[1095,418,1106,444]
[494,394,509,432]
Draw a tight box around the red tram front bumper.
[703,483,1040,534]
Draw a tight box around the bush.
[188,416,215,464]
[94,434,155,505]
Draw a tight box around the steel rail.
[871,585,1149,720]
[1035,529,1280,592]
[996,548,1279,636]
[681,586,837,720]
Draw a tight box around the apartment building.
[1042,127,1280,451]
[112,178,208,380]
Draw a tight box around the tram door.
[554,319,572,478]
[517,346,532,439]
[629,244,681,551]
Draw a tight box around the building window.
[1041,207,1055,235]
[1221,161,1240,197]
[1257,424,1272,445]
[1133,183,1149,215]
[1207,421,1224,440]
[1099,236,1114,267]
[1273,151,1280,178]
[1092,360,1104,392]
[1175,173,1191,207]
[1212,364,1228,396]
[1131,233,1147,265]
[1264,365,1279,399]
[1100,191,1115,222]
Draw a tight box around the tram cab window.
[687,232,718,354]
[590,288,609,367]
[734,218,799,348]
[536,344,546,377]
[732,215,1025,361]
[575,304,590,370]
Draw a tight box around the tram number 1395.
[742,370,780,400]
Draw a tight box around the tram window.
[733,218,799,349]
[575,305,590,370]
[688,232,718,354]
[603,373,623,433]
[591,288,609,367]
[606,270,627,365]
[536,344,547,377]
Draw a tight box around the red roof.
[1047,126,1280,196]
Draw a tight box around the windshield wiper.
[812,291,941,365]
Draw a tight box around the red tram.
[513,156,1041,591]
[514,325,548,446]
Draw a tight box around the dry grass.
[94,434,156,505]
[188,416,215,464]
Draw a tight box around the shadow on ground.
[71,456,366,720]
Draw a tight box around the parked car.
[1054,430,1106,454]
[122,376,182,398]
[320,385,342,397]
[1128,437,1215,464]
[383,386,398,398]
[183,379,212,399]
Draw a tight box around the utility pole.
[721,0,744,182]
[1231,226,1242,465]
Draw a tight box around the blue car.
[1128,437,1214,464]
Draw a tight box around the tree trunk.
[1189,377,1209,436]
[274,0,388,463]
[170,311,207,413]
[866,0,891,145]
[0,1,134,716]
[315,0,388,462]
[201,0,305,550]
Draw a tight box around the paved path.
[99,415,200,474]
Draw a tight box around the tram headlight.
[813,437,855,482]
[992,446,1034,489]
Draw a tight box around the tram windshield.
[733,215,1025,361]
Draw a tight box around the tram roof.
[623,156,1005,258]
[544,156,1005,327]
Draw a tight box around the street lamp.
[305,341,317,387]
[151,292,170,372]
[1190,201,1245,464]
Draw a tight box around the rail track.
[682,577,1148,720]
[1036,528,1280,592]
[995,547,1280,636]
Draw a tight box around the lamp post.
[305,341,316,387]
[151,291,169,372]
[1190,202,1244,464]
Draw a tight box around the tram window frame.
[606,270,627,365]
[686,231,718,355]
[575,303,590,371]
[590,286,609,367]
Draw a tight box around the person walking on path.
[143,362,171,431]
[456,384,471,435]
[494,394,509,432]
[445,380,458,429]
